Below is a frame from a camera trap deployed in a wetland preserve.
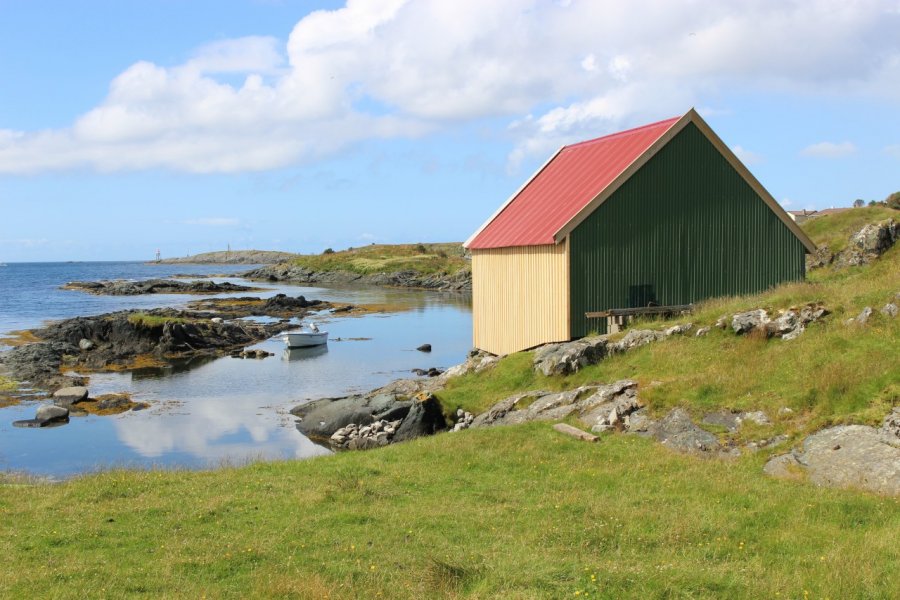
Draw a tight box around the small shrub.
[322,248,335,255]
[853,199,865,208]
[415,243,427,254]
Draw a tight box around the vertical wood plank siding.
[472,242,569,355]
[570,123,806,337]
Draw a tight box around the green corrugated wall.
[569,123,806,337]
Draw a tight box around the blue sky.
[1,0,899,262]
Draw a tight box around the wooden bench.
[585,304,693,333]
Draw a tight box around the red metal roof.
[467,116,681,249]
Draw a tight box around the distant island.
[152,250,298,265]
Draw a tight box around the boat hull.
[283,331,328,348]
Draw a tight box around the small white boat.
[282,324,328,348]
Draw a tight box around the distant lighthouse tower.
[155,249,161,263]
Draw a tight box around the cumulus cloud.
[0,0,899,174]
[800,141,858,158]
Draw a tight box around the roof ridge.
[562,116,681,150]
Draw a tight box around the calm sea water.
[0,262,472,477]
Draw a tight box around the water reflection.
[282,346,329,361]
[1,290,472,477]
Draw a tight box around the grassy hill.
[289,242,468,276]
[155,250,299,265]
[2,207,898,599]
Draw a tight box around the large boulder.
[731,310,769,335]
[14,403,71,427]
[533,337,609,376]
[52,386,89,407]
[291,394,411,440]
[392,392,447,442]
[834,219,899,268]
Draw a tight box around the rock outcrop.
[292,391,446,449]
[731,304,828,340]
[62,279,260,296]
[470,380,639,429]
[0,309,292,391]
[833,219,899,268]
[532,337,609,377]
[765,409,900,496]
[243,263,472,292]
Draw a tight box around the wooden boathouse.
[464,109,816,356]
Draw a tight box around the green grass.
[801,205,897,252]
[126,313,191,328]
[2,426,898,599]
[291,242,469,276]
[0,376,17,392]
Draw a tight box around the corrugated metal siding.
[467,117,680,249]
[472,242,569,355]
[570,122,806,337]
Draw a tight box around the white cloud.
[886,144,900,158]
[800,141,858,158]
[0,0,899,174]
[780,197,793,207]
[580,53,598,72]
[731,145,763,166]
[183,217,241,227]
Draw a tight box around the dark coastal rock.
[291,394,412,440]
[263,294,321,311]
[392,392,447,442]
[0,342,86,391]
[62,278,260,296]
[241,264,472,292]
[14,403,71,427]
[416,343,432,352]
[0,308,292,393]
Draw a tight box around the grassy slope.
[2,428,898,599]
[801,205,896,252]
[2,207,899,598]
[290,242,468,276]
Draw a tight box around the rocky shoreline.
[288,297,899,496]
[0,292,332,402]
[242,263,472,292]
[62,278,263,295]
